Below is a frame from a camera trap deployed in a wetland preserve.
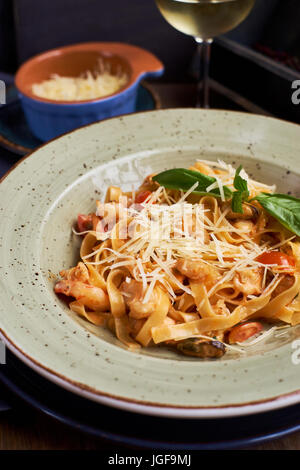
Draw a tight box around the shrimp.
[60,262,89,283]
[54,280,109,311]
[175,259,220,288]
[233,268,263,296]
[120,279,156,319]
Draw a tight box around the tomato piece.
[135,191,152,204]
[77,214,93,232]
[228,321,263,344]
[92,213,109,233]
[255,251,295,271]
[92,213,101,232]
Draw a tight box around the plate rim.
[1,328,300,419]
[1,352,300,450]
[1,106,299,185]
[1,108,300,419]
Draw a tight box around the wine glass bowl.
[155,0,256,40]
[155,0,256,107]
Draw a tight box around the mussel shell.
[177,338,226,358]
[226,203,260,220]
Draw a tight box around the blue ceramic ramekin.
[15,42,164,141]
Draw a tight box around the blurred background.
[0,0,299,120]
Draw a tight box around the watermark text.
[292,80,300,105]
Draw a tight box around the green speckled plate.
[0,109,300,418]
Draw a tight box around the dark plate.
[0,396,11,412]
[0,349,299,450]
[0,82,160,156]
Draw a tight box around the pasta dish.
[54,160,300,358]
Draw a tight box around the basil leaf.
[234,165,249,193]
[152,168,232,199]
[231,191,244,213]
[230,165,250,214]
[255,193,300,236]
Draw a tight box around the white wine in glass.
[155,0,256,107]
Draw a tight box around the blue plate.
[0,82,160,156]
[0,350,299,449]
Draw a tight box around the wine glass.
[155,0,256,108]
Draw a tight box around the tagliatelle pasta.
[54,160,300,358]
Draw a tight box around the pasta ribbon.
[136,287,170,346]
[152,292,272,344]
[255,274,300,319]
[70,301,110,326]
[107,269,127,318]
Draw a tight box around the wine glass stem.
[195,38,213,109]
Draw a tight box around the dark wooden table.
[0,82,299,450]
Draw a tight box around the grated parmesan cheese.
[81,167,292,304]
[32,68,128,102]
